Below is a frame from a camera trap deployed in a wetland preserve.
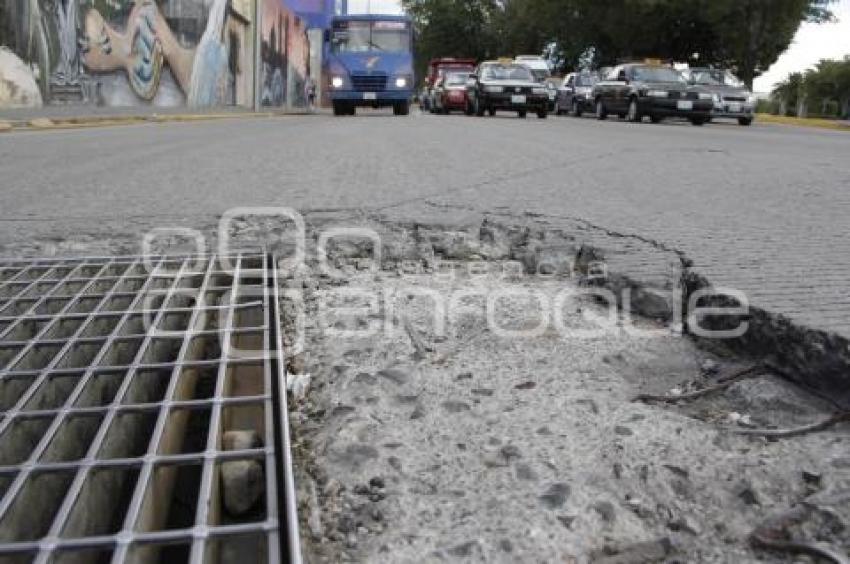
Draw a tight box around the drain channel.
[0,255,300,564]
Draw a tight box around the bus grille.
[351,73,387,92]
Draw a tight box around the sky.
[754,0,850,92]
[344,0,850,93]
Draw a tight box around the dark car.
[592,63,714,125]
[432,71,471,114]
[555,71,599,116]
[466,61,550,119]
[682,68,755,126]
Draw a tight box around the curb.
[0,109,314,132]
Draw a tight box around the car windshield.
[481,64,533,81]
[632,66,686,83]
[690,70,744,88]
[444,72,468,86]
[575,74,597,87]
[529,69,550,82]
[331,20,410,53]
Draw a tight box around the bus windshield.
[332,20,410,53]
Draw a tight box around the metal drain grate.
[0,254,300,564]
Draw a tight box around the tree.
[404,0,835,88]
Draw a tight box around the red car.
[432,71,471,113]
[424,57,476,111]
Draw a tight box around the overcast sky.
[345,0,850,93]
[754,0,850,92]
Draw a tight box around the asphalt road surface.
[2,111,849,338]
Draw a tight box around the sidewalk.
[0,104,313,130]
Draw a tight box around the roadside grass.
[757,113,850,131]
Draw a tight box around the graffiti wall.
[260,0,310,107]
[0,0,314,108]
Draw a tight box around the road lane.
[2,112,849,337]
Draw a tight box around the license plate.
[677,100,693,111]
[363,92,377,101]
[511,95,526,104]
[728,102,742,113]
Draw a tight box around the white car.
[515,56,556,110]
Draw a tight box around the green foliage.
[773,56,850,118]
[403,0,836,89]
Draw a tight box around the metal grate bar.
[0,254,299,564]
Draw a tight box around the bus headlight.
[331,76,344,89]
[395,77,408,88]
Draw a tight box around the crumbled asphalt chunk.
[801,469,822,487]
[592,501,616,523]
[394,394,419,405]
[455,372,473,381]
[500,445,521,460]
[591,537,673,564]
[378,368,409,385]
[662,464,689,479]
[447,540,478,557]
[333,443,379,467]
[614,425,634,436]
[387,456,403,473]
[471,388,494,396]
[539,483,571,509]
[700,358,720,375]
[499,539,513,552]
[441,401,471,413]
[557,515,576,529]
[667,515,701,535]
[735,482,760,506]
[577,398,600,414]
[612,463,624,479]
[353,484,370,496]
[330,405,356,417]
[369,476,386,489]
[410,404,426,420]
[516,463,537,481]
[514,381,537,390]
[353,372,377,385]
[536,426,553,435]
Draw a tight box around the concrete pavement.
[1,110,848,343]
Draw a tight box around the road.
[2,111,850,339]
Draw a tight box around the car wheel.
[738,117,753,126]
[488,107,496,117]
[650,115,662,124]
[572,100,582,117]
[595,99,607,120]
[474,97,485,117]
[332,102,345,116]
[690,117,706,126]
[554,100,561,115]
[517,110,527,118]
[537,109,548,119]
[627,98,641,122]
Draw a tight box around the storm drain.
[0,255,300,564]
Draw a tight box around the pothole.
[277,217,850,563]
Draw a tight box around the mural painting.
[260,0,309,107]
[1,0,257,107]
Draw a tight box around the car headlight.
[331,76,344,89]
[698,92,713,100]
[484,85,504,93]
[395,77,408,88]
[647,90,668,98]
[747,95,756,105]
[533,87,548,95]
[713,93,722,103]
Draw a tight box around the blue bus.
[325,14,414,116]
